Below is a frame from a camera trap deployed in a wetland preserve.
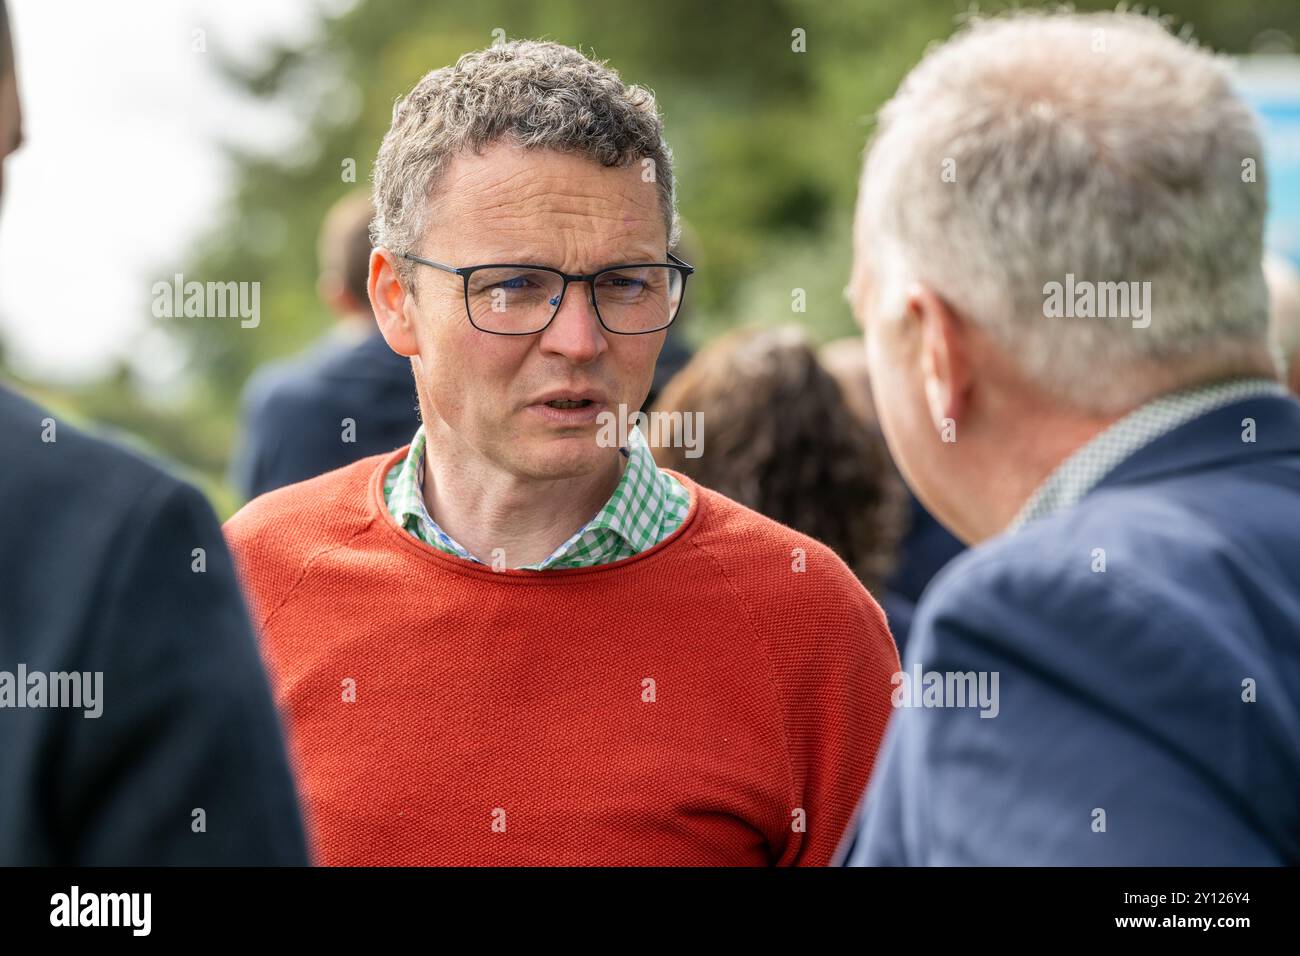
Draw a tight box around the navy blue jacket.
[0,383,308,865]
[885,497,965,656]
[231,328,418,501]
[851,395,1300,865]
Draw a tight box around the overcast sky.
[0,0,335,383]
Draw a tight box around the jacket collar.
[1092,393,1300,493]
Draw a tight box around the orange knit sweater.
[225,448,900,866]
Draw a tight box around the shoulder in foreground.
[0,383,194,513]
[915,489,1239,663]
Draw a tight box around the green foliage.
[7,0,1298,515]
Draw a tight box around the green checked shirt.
[383,424,691,569]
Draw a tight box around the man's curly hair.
[372,39,677,283]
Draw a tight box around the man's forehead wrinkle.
[415,140,668,269]
[463,216,662,271]
[452,156,537,195]
[473,193,653,232]
[436,206,648,249]
[482,172,656,215]
[442,147,657,206]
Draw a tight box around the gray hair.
[372,39,678,280]
[853,10,1270,412]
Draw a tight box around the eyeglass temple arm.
[400,252,463,276]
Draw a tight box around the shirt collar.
[573,423,669,552]
[386,422,674,569]
[1007,377,1286,533]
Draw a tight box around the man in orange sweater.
[226,40,899,866]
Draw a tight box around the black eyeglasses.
[400,252,694,335]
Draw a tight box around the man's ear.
[906,283,972,432]
[369,247,420,357]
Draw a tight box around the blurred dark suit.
[231,328,418,500]
[883,496,964,654]
[0,383,309,864]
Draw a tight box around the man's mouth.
[527,392,608,426]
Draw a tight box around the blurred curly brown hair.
[651,325,907,596]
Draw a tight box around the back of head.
[854,10,1271,414]
[318,190,376,318]
[652,325,905,593]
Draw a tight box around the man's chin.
[512,434,616,482]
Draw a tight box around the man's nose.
[538,281,608,364]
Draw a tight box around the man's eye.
[494,276,533,290]
[600,275,645,289]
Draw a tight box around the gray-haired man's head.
[848,11,1277,542]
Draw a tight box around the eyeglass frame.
[399,251,695,336]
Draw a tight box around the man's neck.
[955,405,1121,545]
[419,421,624,568]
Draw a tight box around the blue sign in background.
[1238,58,1300,269]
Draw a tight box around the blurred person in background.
[1266,253,1300,396]
[0,1,307,865]
[848,10,1300,865]
[230,190,419,500]
[820,335,965,652]
[225,40,898,866]
[652,325,911,636]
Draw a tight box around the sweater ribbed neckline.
[361,445,706,584]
